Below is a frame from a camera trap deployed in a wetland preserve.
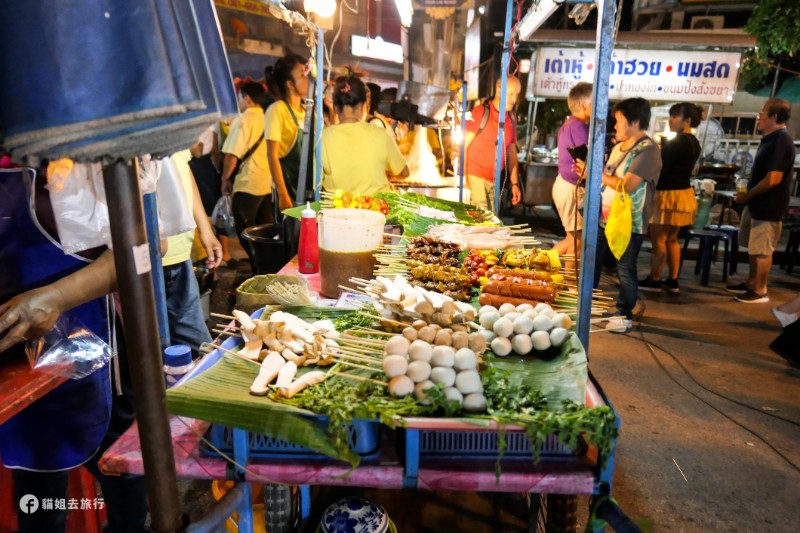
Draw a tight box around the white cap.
[301,202,316,218]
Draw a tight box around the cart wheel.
[544,494,578,533]
[263,483,296,533]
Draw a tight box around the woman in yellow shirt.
[265,54,308,211]
[322,75,409,196]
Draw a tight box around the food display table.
[100,257,620,532]
[0,354,66,425]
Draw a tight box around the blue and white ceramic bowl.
[319,497,392,533]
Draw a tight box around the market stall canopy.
[0,0,237,163]
[748,76,800,103]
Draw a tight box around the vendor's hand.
[199,229,223,269]
[279,192,293,212]
[734,191,749,204]
[221,179,233,196]
[572,159,586,176]
[511,184,522,205]
[0,287,64,353]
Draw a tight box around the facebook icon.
[19,494,39,514]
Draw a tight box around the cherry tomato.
[464,258,474,268]
[475,267,486,277]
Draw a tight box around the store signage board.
[534,47,741,104]
[214,0,272,16]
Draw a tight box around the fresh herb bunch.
[331,308,377,332]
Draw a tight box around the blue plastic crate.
[418,430,582,461]
[201,419,381,460]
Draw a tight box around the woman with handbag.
[576,98,662,333]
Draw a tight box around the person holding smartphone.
[552,82,593,256]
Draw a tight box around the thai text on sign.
[533,47,741,104]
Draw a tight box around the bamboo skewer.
[211,312,236,321]
[347,328,396,337]
[357,311,412,328]
[209,343,261,366]
[329,358,382,373]
[338,333,386,347]
[212,329,241,337]
[330,371,387,387]
[215,323,240,331]
[331,345,384,358]
[324,352,383,365]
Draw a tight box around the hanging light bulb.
[305,0,337,19]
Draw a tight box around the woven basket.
[234,275,306,314]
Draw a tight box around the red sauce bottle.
[297,202,319,273]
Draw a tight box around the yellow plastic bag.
[604,181,632,260]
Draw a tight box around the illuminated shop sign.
[533,47,741,103]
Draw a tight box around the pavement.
[184,229,800,533]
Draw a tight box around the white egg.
[551,313,573,330]
[492,317,514,338]
[534,303,553,313]
[498,303,517,316]
[523,309,539,321]
[455,370,483,395]
[384,335,410,356]
[550,328,570,348]
[532,314,554,332]
[511,334,533,355]
[478,305,498,316]
[414,380,435,405]
[430,366,456,387]
[443,387,464,406]
[407,340,433,362]
[382,355,409,378]
[462,393,487,413]
[431,345,456,367]
[454,348,478,370]
[512,315,534,335]
[490,336,513,357]
[479,311,501,330]
[478,329,497,343]
[388,375,414,397]
[407,360,432,383]
[515,303,534,313]
[504,311,521,323]
[531,330,552,351]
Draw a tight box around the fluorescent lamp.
[393,0,413,28]
[304,0,336,18]
[351,35,404,64]
[516,0,559,41]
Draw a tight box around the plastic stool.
[705,224,740,276]
[782,225,800,274]
[681,229,730,286]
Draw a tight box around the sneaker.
[725,282,749,294]
[664,278,680,293]
[735,290,769,303]
[638,277,662,292]
[771,307,798,328]
[606,318,633,333]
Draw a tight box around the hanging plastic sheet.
[0,0,237,162]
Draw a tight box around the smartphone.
[567,144,588,162]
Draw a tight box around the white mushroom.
[383,355,409,378]
[455,370,483,395]
[275,361,298,389]
[249,352,285,396]
[280,370,327,398]
[238,338,263,361]
[388,375,415,397]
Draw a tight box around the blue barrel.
[0,0,237,161]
